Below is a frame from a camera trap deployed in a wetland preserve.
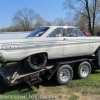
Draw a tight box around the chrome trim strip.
[0,42,64,50]
[0,40,100,50]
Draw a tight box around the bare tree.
[46,21,52,26]
[34,14,47,29]
[1,27,5,32]
[53,18,67,26]
[5,26,17,32]
[63,0,100,35]
[12,8,36,31]
[78,17,88,31]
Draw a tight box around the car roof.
[41,26,78,37]
[46,26,77,28]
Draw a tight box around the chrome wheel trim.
[80,65,89,77]
[60,69,70,82]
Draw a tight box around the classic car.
[0,26,100,71]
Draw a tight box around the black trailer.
[0,56,98,87]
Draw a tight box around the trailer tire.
[77,61,91,79]
[55,65,73,85]
[95,53,100,69]
[24,54,47,71]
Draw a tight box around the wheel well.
[22,52,48,61]
[34,52,48,59]
[42,52,48,58]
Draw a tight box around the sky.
[0,0,66,29]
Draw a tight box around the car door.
[47,28,64,58]
[63,28,89,57]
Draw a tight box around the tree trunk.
[85,0,93,35]
[92,0,97,35]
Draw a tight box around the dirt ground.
[38,85,100,100]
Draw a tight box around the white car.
[0,26,100,70]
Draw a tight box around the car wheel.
[55,65,73,85]
[76,61,91,79]
[24,54,47,71]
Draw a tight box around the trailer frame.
[0,56,98,87]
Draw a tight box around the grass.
[69,95,79,100]
[67,70,100,88]
[0,62,16,67]
[0,67,100,100]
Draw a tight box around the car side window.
[71,28,77,37]
[64,28,84,37]
[64,28,71,37]
[64,28,77,37]
[48,28,63,37]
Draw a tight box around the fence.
[0,32,31,40]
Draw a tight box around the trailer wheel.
[77,61,91,79]
[55,65,73,85]
[24,54,47,71]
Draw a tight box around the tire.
[55,65,73,85]
[24,53,47,71]
[95,53,100,69]
[76,61,91,79]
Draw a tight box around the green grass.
[0,67,100,100]
[67,70,100,88]
[66,70,100,95]
[0,62,15,67]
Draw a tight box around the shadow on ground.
[0,76,57,94]
[91,70,100,74]
[0,78,33,94]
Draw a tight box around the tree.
[75,13,89,31]
[12,8,36,31]
[53,18,67,26]
[5,26,17,32]
[46,21,52,26]
[1,27,5,32]
[63,0,100,35]
[34,14,47,29]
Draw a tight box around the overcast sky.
[0,0,66,29]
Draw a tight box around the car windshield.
[26,27,50,37]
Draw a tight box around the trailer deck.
[1,64,53,80]
[0,62,53,86]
